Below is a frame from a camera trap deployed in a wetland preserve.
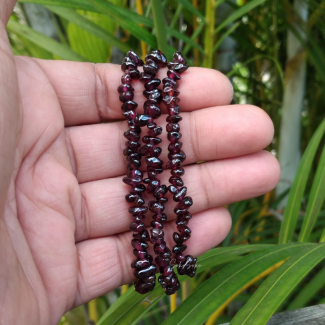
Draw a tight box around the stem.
[192,0,199,66]
[150,0,169,58]
[170,292,177,313]
[136,0,147,59]
[203,0,216,68]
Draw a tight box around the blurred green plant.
[7,0,325,324]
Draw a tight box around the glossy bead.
[140,72,155,82]
[135,114,150,127]
[121,61,137,71]
[168,142,183,153]
[169,176,184,187]
[133,249,148,259]
[151,220,163,229]
[126,141,141,149]
[119,91,134,102]
[168,151,186,162]
[173,52,187,64]
[168,106,181,116]
[143,88,162,99]
[177,225,191,237]
[167,62,189,74]
[144,104,161,119]
[174,187,187,202]
[134,264,157,279]
[142,136,162,145]
[155,256,170,267]
[162,77,179,89]
[121,73,132,84]
[167,69,181,80]
[166,123,180,132]
[166,115,183,123]
[134,280,156,294]
[143,63,158,75]
[149,201,164,213]
[146,157,163,167]
[127,159,141,170]
[131,258,151,269]
[129,206,148,214]
[121,100,138,112]
[129,69,140,80]
[127,50,144,66]
[173,245,187,253]
[163,95,180,106]
[173,232,183,244]
[167,132,182,143]
[171,167,185,176]
[131,239,148,250]
[130,184,146,194]
[145,78,161,90]
[152,213,167,223]
[176,196,193,209]
[122,177,142,186]
[118,83,134,94]
[124,130,140,142]
[133,229,150,242]
[148,126,163,137]
[130,222,145,232]
[163,86,180,97]
[166,158,182,169]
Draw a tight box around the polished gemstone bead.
[146,157,163,167]
[126,50,144,66]
[160,265,173,277]
[178,255,196,277]
[155,256,170,267]
[118,83,134,94]
[176,196,193,209]
[133,196,145,206]
[166,115,183,123]
[148,126,163,137]
[132,215,145,223]
[122,177,142,186]
[168,142,183,153]
[143,88,162,99]
[121,61,137,71]
[127,152,141,161]
[168,106,181,116]
[147,121,157,129]
[121,73,132,84]
[143,275,156,283]
[177,225,191,237]
[168,132,182,143]
[169,176,184,187]
[150,228,164,239]
[175,252,185,263]
[163,95,180,106]
[152,213,167,223]
[173,232,183,244]
[125,193,138,203]
[133,249,148,259]
[130,185,146,194]
[167,69,181,80]
[168,151,186,162]
[171,167,185,176]
[143,63,158,75]
[174,187,187,202]
[119,91,134,102]
[145,52,162,64]
[163,86,180,97]
[151,220,163,229]
[148,166,163,174]
[166,159,182,170]
[133,229,150,242]
[134,114,150,127]
[149,201,165,213]
[151,147,162,158]
[147,179,161,193]
[129,125,142,134]
[158,197,168,203]
[142,136,162,145]
[134,280,155,294]
[134,264,157,279]
[127,159,141,170]
[130,222,145,232]
[140,72,155,82]
[131,258,151,269]
[153,185,168,198]
[139,144,153,156]
[168,185,178,195]
[124,130,140,141]
[177,211,192,222]
[173,52,187,64]
[123,110,137,120]
[129,69,141,80]
[167,62,189,74]
[127,169,142,178]
[145,78,161,90]
[154,241,167,254]
[123,147,135,156]
[131,239,148,250]
[121,100,138,112]
[126,141,141,149]
[129,206,148,214]
[144,104,161,119]
[173,245,187,253]
[162,77,179,89]
[166,123,180,132]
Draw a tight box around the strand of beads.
[119,50,157,294]
[163,52,197,278]
[139,50,180,295]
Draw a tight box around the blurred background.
[7,0,325,324]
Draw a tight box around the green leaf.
[299,144,325,242]
[230,243,325,325]
[97,245,273,325]
[214,0,267,34]
[86,0,157,48]
[6,19,88,61]
[279,118,325,244]
[161,243,315,325]
[213,22,240,53]
[286,266,325,310]
[175,0,206,22]
[46,6,129,54]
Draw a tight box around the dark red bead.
[166,115,183,123]
[129,69,141,80]
[126,50,144,66]
[131,239,148,250]
[173,52,187,64]
[166,123,180,132]
[143,63,158,75]
[131,258,151,269]
[174,187,187,202]
[146,157,163,167]
[129,206,148,214]
[134,264,157,279]
[130,184,146,194]
[144,104,161,119]
[126,141,141,149]
[118,83,134,94]
[151,220,163,229]
[169,176,184,187]
[145,78,161,90]
[122,177,142,186]
[163,86,180,97]
[168,132,182,143]
[171,167,185,176]
[121,100,138,112]
[155,256,170,267]
[149,201,164,213]
[121,60,137,71]
[166,158,182,169]
[124,130,140,141]
[119,91,134,102]
[167,69,181,80]
[168,151,186,162]
[140,72,155,82]
[168,142,183,153]
[142,136,162,145]
[123,110,137,120]
[121,73,132,84]
[168,106,181,116]
[148,126,163,137]
[173,232,183,244]
[134,280,156,294]
[173,245,187,253]
[152,213,167,223]
[133,230,150,242]
[135,114,150,127]
[133,249,148,259]
[130,222,145,232]
[162,77,179,89]
[164,95,180,106]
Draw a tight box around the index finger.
[34,59,233,126]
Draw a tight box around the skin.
[0,1,280,324]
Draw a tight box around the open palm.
[0,24,280,325]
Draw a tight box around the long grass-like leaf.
[97,245,273,325]
[176,0,205,22]
[46,6,129,53]
[230,243,325,325]
[299,144,325,242]
[214,0,266,34]
[7,19,87,61]
[279,118,325,244]
[161,243,315,325]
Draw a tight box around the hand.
[0,7,280,325]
